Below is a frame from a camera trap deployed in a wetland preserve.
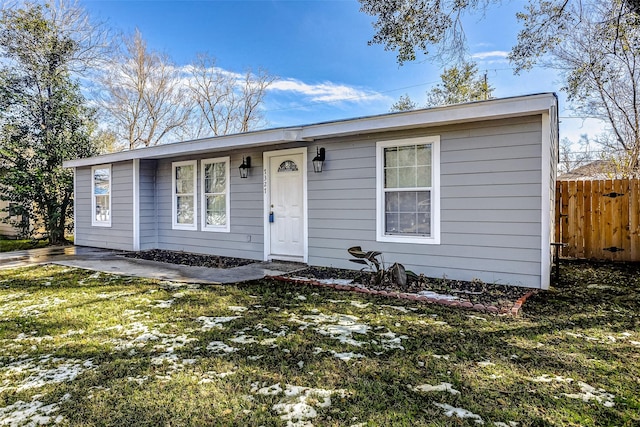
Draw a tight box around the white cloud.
[270,78,385,103]
[471,50,509,60]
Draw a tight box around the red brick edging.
[267,275,538,316]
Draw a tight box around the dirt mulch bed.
[284,266,536,313]
[122,250,535,313]
[123,249,255,269]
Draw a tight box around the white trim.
[91,164,112,227]
[376,136,440,245]
[64,94,558,168]
[263,147,308,263]
[540,111,553,290]
[73,167,77,242]
[171,160,198,231]
[200,157,231,233]
[132,159,140,251]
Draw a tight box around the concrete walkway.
[0,246,307,284]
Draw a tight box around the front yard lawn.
[0,261,638,426]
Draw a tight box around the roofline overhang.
[64,92,557,168]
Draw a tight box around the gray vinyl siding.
[154,149,273,260]
[74,161,134,250]
[307,116,545,288]
[139,160,157,250]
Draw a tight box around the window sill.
[172,224,198,231]
[377,234,440,245]
[91,222,111,228]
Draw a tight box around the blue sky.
[81,0,606,142]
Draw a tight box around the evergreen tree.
[0,1,99,242]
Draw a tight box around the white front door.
[266,150,306,261]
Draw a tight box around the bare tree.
[559,136,594,174]
[513,1,640,176]
[99,29,190,149]
[187,54,274,137]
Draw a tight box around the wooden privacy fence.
[556,179,640,261]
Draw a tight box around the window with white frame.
[172,160,197,230]
[92,165,111,227]
[201,157,230,232]
[376,136,440,244]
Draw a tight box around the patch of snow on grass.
[493,422,518,427]
[466,315,487,321]
[349,301,370,309]
[477,361,495,367]
[433,403,484,424]
[228,306,248,312]
[300,313,370,347]
[377,330,408,351]
[0,394,69,426]
[151,299,174,308]
[229,334,257,344]
[563,381,615,407]
[1,356,95,393]
[251,383,346,426]
[206,341,238,354]
[196,316,241,331]
[331,351,365,361]
[432,354,450,360]
[411,382,460,395]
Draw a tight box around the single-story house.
[64,93,559,289]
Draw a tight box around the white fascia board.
[64,128,304,168]
[64,93,557,168]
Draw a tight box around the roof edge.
[64,93,557,168]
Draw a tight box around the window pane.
[385,212,399,233]
[384,167,398,188]
[213,163,226,192]
[398,166,416,188]
[399,213,416,234]
[94,168,110,195]
[416,144,431,166]
[384,147,397,168]
[95,195,110,222]
[205,162,226,193]
[397,145,415,167]
[398,192,417,212]
[384,190,430,236]
[206,195,226,226]
[385,192,399,212]
[176,195,194,224]
[417,191,431,213]
[176,165,194,194]
[417,165,431,187]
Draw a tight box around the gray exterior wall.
[139,159,157,250]
[153,149,274,260]
[75,161,134,250]
[74,114,549,288]
[307,116,545,288]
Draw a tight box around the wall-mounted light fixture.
[312,147,325,173]
[239,156,251,179]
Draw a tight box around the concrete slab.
[0,245,307,285]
